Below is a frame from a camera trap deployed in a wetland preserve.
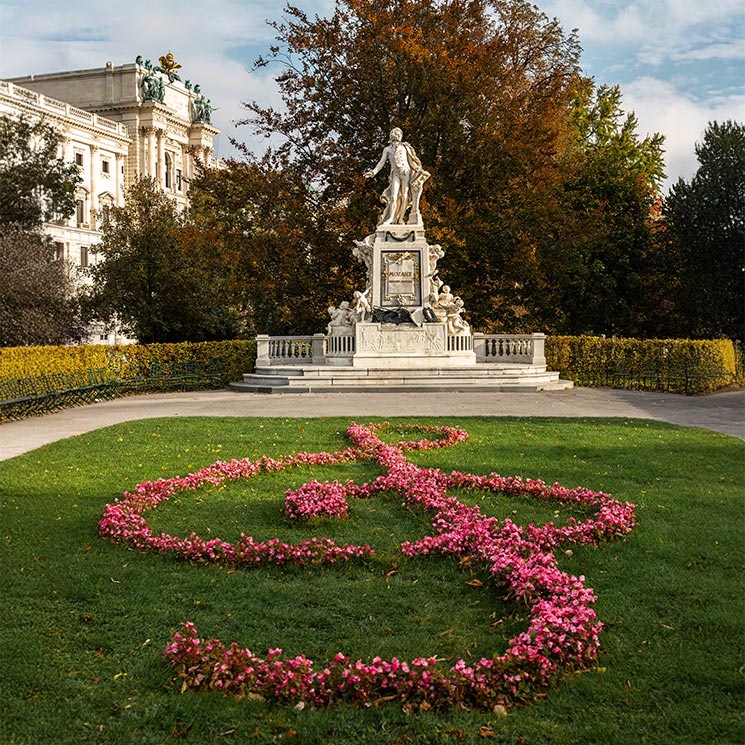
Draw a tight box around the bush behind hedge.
[545,336,738,394]
[0,339,256,387]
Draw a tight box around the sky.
[1,0,743,192]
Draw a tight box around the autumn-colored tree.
[242,0,584,331]
[188,156,356,335]
[0,114,81,228]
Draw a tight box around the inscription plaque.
[381,250,421,306]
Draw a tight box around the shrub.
[0,339,256,387]
[546,336,737,394]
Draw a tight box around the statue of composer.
[364,128,430,226]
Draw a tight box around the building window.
[76,199,85,226]
[80,246,89,268]
[75,151,84,166]
[176,168,182,192]
[53,242,65,261]
[102,159,110,175]
[164,153,172,189]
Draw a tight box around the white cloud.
[2,0,743,181]
[0,0,294,161]
[622,76,745,189]
[671,41,745,62]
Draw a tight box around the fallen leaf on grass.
[172,723,192,737]
[465,579,484,587]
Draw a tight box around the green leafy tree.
[537,82,666,335]
[85,178,242,343]
[0,114,81,227]
[0,225,83,346]
[662,121,744,341]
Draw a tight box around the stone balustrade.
[0,81,128,137]
[447,334,473,353]
[257,331,546,367]
[326,334,356,357]
[472,333,546,365]
[256,335,316,366]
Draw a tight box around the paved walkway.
[1,387,743,461]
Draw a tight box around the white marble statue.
[364,128,430,226]
[352,289,372,322]
[427,242,445,296]
[432,284,469,334]
[352,235,375,285]
[327,301,355,334]
[446,296,470,335]
[433,285,455,320]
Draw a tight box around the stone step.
[242,372,563,387]
[251,363,549,379]
[230,379,573,394]
[230,361,572,394]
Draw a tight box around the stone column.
[145,128,156,179]
[62,137,73,165]
[312,334,326,366]
[472,332,485,363]
[531,333,546,366]
[256,335,271,367]
[156,129,165,188]
[114,153,121,206]
[89,145,98,225]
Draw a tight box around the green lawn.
[1,416,743,744]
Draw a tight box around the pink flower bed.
[99,422,637,710]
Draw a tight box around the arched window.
[165,152,172,189]
[75,187,90,227]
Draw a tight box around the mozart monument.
[235,129,570,392]
[324,126,475,367]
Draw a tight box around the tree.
[0,225,83,346]
[84,178,243,344]
[536,82,666,335]
[242,0,585,332]
[0,114,81,228]
[188,157,352,335]
[662,121,744,342]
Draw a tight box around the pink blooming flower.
[98,422,636,711]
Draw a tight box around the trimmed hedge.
[0,340,256,388]
[545,336,737,394]
[0,336,736,405]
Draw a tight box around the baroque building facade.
[1,56,220,344]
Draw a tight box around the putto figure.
[364,128,430,226]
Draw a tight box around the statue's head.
[389,127,403,143]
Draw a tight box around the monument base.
[340,322,475,368]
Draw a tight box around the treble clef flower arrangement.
[99,422,636,711]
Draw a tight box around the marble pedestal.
[342,322,475,368]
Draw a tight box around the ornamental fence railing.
[256,332,545,366]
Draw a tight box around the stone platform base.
[230,363,573,394]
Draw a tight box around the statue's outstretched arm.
[364,148,388,179]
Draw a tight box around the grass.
[0,416,743,745]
